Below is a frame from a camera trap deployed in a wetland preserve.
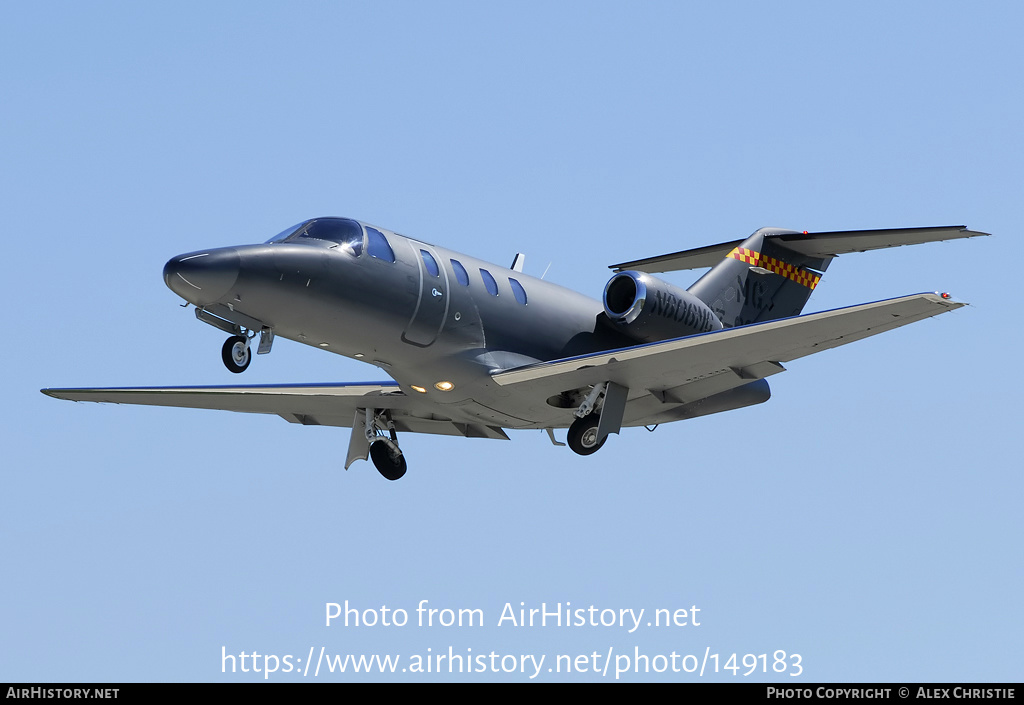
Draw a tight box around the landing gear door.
[402,242,450,347]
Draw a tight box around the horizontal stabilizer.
[610,226,988,273]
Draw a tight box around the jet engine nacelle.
[603,270,723,343]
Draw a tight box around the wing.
[41,382,509,440]
[492,293,964,425]
[610,226,989,273]
[44,294,963,440]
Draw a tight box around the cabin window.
[480,268,499,296]
[509,278,528,305]
[451,259,469,286]
[421,250,440,277]
[366,227,396,263]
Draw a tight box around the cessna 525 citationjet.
[43,219,985,480]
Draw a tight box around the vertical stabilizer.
[687,228,832,328]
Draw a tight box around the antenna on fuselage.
[511,253,526,272]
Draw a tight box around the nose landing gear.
[194,307,273,374]
[221,335,251,373]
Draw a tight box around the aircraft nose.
[163,248,241,305]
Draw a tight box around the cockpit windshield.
[264,217,365,256]
[265,221,309,243]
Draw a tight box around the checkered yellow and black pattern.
[726,247,822,290]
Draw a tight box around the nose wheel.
[221,335,251,373]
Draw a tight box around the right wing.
[492,293,965,422]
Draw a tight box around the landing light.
[434,381,455,392]
[411,385,427,394]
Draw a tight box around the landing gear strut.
[365,409,407,481]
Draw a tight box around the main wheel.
[370,441,408,481]
[567,413,606,456]
[221,335,251,373]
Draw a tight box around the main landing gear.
[562,381,627,456]
[370,441,407,481]
[567,413,605,455]
[365,409,407,481]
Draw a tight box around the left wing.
[492,293,964,420]
[41,382,509,439]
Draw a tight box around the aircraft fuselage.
[163,219,643,430]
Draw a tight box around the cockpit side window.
[298,218,364,256]
[366,227,396,262]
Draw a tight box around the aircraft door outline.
[402,241,450,347]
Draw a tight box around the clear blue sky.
[1,1,1019,682]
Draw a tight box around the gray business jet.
[43,220,986,480]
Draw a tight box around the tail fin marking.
[688,229,831,329]
[726,246,822,290]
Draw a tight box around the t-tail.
[609,225,988,329]
[687,228,828,327]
